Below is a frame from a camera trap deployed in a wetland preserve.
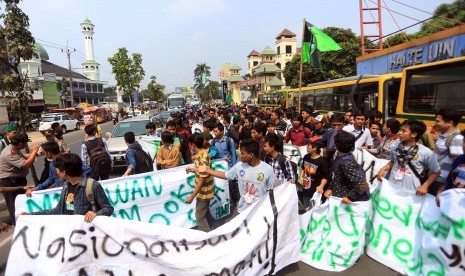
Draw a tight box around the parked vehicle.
[39,113,80,133]
[106,115,157,167]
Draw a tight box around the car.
[127,110,142,118]
[150,111,173,129]
[106,115,159,167]
[38,114,80,133]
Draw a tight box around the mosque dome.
[81,18,93,25]
[34,42,49,60]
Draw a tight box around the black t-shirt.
[301,155,330,196]
[65,183,77,215]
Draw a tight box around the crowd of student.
[0,104,463,234]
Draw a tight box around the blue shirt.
[213,135,237,168]
[35,161,64,191]
[125,141,143,174]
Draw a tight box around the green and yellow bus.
[257,56,465,129]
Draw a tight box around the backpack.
[85,138,112,176]
[85,178,97,212]
[277,154,298,183]
[134,147,154,173]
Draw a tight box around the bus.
[394,56,465,127]
[259,56,465,129]
[167,94,186,111]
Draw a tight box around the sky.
[20,0,455,92]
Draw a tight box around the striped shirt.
[434,129,464,183]
[193,149,214,200]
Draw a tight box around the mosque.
[0,17,107,124]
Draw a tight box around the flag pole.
[298,18,305,112]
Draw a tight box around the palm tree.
[193,63,211,101]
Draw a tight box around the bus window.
[405,63,465,113]
[384,79,401,117]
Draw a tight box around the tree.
[283,27,360,87]
[0,0,39,183]
[384,0,465,48]
[108,48,145,114]
[193,63,211,100]
[419,0,465,36]
[103,85,117,100]
[145,75,166,102]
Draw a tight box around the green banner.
[43,81,60,105]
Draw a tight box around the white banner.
[15,160,230,228]
[7,183,301,275]
[353,149,390,184]
[300,195,371,271]
[367,179,465,275]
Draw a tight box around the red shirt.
[285,126,311,146]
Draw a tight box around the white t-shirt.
[342,125,373,149]
[225,161,277,212]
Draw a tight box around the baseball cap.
[5,124,18,132]
[10,133,30,145]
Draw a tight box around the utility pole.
[62,40,76,107]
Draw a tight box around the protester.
[377,120,440,196]
[166,120,191,164]
[0,133,39,224]
[0,124,18,152]
[122,131,152,176]
[81,125,112,181]
[367,118,400,160]
[342,112,373,149]
[322,113,345,160]
[212,123,237,168]
[310,113,327,141]
[185,133,215,232]
[324,131,369,203]
[270,110,287,136]
[445,129,465,190]
[251,122,267,161]
[156,131,181,170]
[301,141,330,208]
[431,109,464,195]
[189,139,277,217]
[263,133,296,184]
[367,121,382,148]
[284,114,311,147]
[145,122,159,137]
[20,153,113,222]
[301,108,314,131]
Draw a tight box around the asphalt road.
[0,109,398,275]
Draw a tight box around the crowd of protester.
[0,103,463,233]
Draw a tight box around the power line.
[364,1,465,46]
[391,0,465,25]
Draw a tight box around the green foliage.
[0,0,36,130]
[145,75,166,101]
[384,0,465,48]
[283,27,360,87]
[107,48,145,100]
[193,63,211,102]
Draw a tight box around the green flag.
[302,21,341,68]
[201,73,207,86]
[225,91,232,105]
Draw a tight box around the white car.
[106,115,159,167]
[127,110,142,118]
[39,114,80,133]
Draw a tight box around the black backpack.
[134,148,154,173]
[85,138,112,176]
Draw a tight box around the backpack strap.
[226,136,231,154]
[85,177,97,212]
[445,130,461,155]
[354,127,365,142]
[407,161,426,184]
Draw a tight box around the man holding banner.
[190,139,277,217]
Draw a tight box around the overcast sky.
[20,0,453,91]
